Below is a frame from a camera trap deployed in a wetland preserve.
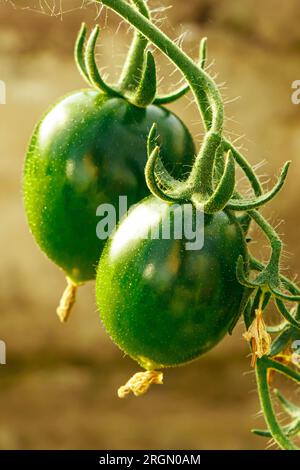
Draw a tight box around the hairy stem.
[249,210,282,287]
[223,139,263,197]
[250,256,300,296]
[256,356,299,450]
[118,0,150,93]
[100,0,224,133]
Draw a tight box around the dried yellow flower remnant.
[56,277,77,323]
[118,370,163,398]
[243,308,271,367]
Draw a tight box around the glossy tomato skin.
[96,197,247,370]
[23,90,195,284]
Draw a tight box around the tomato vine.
[74,0,194,107]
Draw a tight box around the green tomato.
[23,90,195,284]
[96,197,247,370]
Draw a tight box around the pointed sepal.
[74,23,91,85]
[275,300,300,331]
[85,26,120,96]
[133,50,157,107]
[203,150,235,213]
[227,162,290,211]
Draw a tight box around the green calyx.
[75,0,200,108]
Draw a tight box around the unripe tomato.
[23,91,195,283]
[96,197,247,369]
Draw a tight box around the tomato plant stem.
[118,0,150,93]
[249,210,282,285]
[100,0,224,134]
[255,357,300,450]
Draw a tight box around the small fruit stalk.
[96,0,300,450]
[23,0,196,323]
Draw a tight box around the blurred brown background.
[0,0,300,450]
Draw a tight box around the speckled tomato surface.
[96,197,247,369]
[23,90,195,283]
